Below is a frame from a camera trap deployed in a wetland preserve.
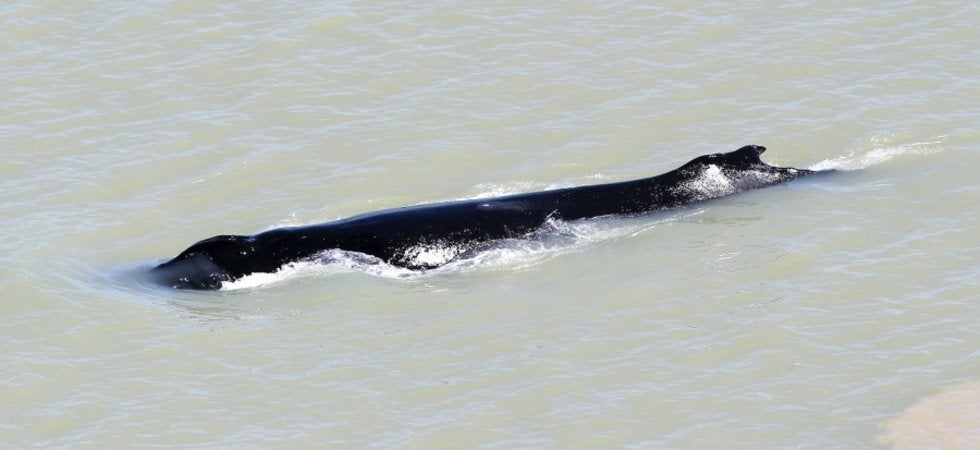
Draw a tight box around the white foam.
[468,175,609,200]
[809,137,943,171]
[469,181,549,199]
[220,261,323,291]
[401,242,466,268]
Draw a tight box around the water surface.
[2,1,978,448]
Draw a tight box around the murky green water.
[2,1,977,448]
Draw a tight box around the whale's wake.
[809,136,943,171]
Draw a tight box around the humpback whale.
[152,145,816,289]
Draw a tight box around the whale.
[152,145,817,289]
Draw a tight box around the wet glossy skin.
[152,145,815,289]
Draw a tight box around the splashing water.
[809,137,944,171]
[401,242,468,268]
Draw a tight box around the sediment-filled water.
[2,1,977,448]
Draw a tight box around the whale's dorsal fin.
[680,145,767,172]
[729,144,766,162]
[717,145,766,169]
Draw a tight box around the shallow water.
[2,1,978,448]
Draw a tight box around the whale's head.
[151,235,279,290]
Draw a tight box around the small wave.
[219,260,327,290]
[467,176,608,200]
[468,181,550,199]
[809,136,943,171]
[877,379,980,449]
[220,249,420,290]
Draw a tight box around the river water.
[2,1,977,448]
